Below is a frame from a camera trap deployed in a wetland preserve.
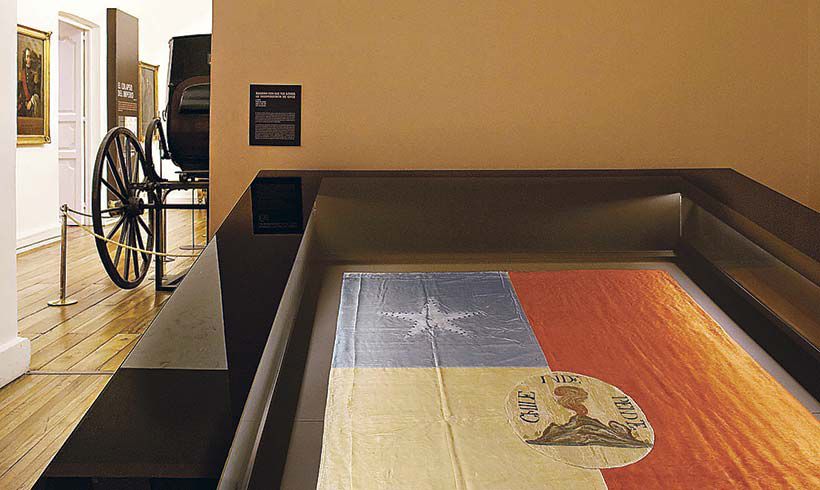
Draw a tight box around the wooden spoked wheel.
[91,127,155,289]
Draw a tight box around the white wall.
[2,0,30,387]
[16,0,211,248]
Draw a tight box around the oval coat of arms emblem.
[506,371,655,469]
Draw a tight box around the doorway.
[57,20,87,217]
[57,13,99,223]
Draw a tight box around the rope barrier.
[62,206,201,258]
[66,208,94,218]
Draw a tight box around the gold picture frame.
[16,24,51,146]
[138,61,160,140]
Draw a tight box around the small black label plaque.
[251,177,303,234]
[249,84,301,146]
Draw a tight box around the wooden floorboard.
[0,209,206,490]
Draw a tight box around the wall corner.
[0,337,30,389]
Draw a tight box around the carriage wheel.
[91,127,155,289]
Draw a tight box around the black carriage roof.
[169,33,211,42]
[168,34,212,86]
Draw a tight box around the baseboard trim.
[17,226,60,252]
[0,337,31,388]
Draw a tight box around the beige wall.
[211,0,819,232]
[809,1,820,210]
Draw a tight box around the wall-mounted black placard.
[251,177,303,234]
[249,84,301,146]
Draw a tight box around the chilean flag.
[318,271,820,489]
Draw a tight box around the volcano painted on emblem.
[526,386,652,449]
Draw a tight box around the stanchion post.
[161,197,174,263]
[180,189,205,251]
[47,204,78,307]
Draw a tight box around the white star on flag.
[381,299,478,338]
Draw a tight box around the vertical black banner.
[249,84,301,146]
[106,9,139,131]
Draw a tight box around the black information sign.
[251,177,303,234]
[249,84,301,146]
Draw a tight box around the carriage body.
[90,34,211,290]
[165,34,211,173]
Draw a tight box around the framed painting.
[17,25,51,145]
[138,61,159,140]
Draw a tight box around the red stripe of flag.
[509,270,820,489]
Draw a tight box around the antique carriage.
[91,34,211,290]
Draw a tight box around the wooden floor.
[0,209,206,490]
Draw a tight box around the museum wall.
[1,0,29,387]
[210,0,819,233]
[15,0,211,249]
[809,1,820,210]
